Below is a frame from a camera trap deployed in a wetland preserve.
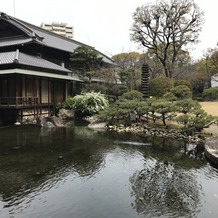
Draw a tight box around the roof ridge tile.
[13,49,19,63]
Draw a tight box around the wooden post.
[39,78,42,115]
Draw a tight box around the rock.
[204,137,218,165]
[36,115,47,127]
[47,116,63,127]
[13,146,21,150]
[36,115,64,128]
[139,197,144,202]
[58,109,74,120]
[88,122,107,130]
[129,112,137,122]
[106,122,205,146]
[46,121,55,128]
[118,124,125,128]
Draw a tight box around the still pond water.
[0,124,218,218]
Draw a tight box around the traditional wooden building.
[0,12,114,124]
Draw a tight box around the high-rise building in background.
[40,22,74,39]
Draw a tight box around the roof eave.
[0,68,83,81]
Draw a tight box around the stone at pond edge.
[46,121,55,128]
[47,116,64,127]
[88,122,107,130]
[36,115,47,127]
[36,115,64,128]
[204,137,218,165]
[106,123,205,144]
[58,109,74,120]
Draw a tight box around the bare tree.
[207,48,218,83]
[112,52,144,90]
[130,0,204,78]
[144,47,192,79]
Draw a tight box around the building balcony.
[0,97,39,109]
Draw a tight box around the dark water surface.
[0,124,218,218]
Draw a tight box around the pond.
[0,124,218,218]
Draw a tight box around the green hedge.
[203,87,218,101]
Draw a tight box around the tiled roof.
[0,68,82,81]
[0,12,116,66]
[0,51,14,64]
[22,22,115,65]
[0,50,71,73]
[0,36,32,47]
[24,24,115,65]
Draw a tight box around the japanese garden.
[1,0,218,217]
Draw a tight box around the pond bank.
[105,123,218,166]
[88,122,206,145]
[24,113,218,166]
[204,137,218,165]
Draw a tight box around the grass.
[200,101,218,116]
[200,101,218,135]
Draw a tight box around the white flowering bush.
[71,92,109,115]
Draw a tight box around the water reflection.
[0,125,109,209]
[130,161,202,217]
[0,125,217,218]
[113,135,207,217]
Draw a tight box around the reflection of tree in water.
[130,160,202,217]
[0,148,105,209]
[0,126,109,208]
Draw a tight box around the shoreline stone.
[88,122,107,130]
[107,123,206,145]
[36,115,64,128]
[204,137,218,165]
[58,109,74,120]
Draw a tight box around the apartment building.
[40,21,74,39]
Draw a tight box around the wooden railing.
[0,97,39,107]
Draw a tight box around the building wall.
[0,74,69,124]
[40,22,74,39]
[211,76,218,87]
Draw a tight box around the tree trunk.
[162,114,166,126]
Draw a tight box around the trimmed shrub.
[175,99,200,114]
[121,90,143,101]
[203,87,218,101]
[163,92,178,101]
[170,85,192,99]
[174,80,192,89]
[63,96,74,109]
[149,77,174,97]
[109,84,128,99]
[150,99,177,125]
[176,108,214,134]
[96,95,216,134]
[55,97,74,109]
[97,106,129,125]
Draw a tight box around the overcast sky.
[1,0,217,60]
